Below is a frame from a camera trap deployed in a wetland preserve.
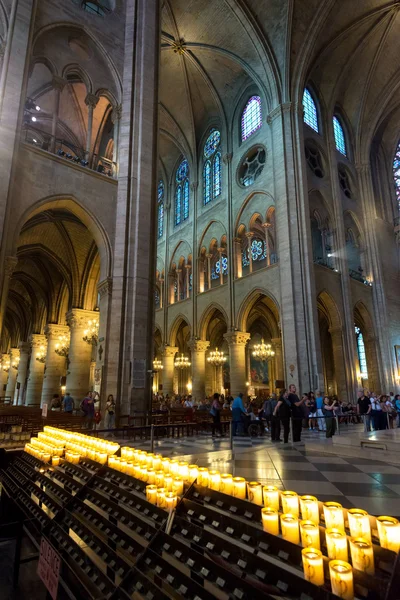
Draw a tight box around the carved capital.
[188,339,210,353]
[45,324,70,339]
[262,222,272,230]
[9,347,20,358]
[267,102,293,124]
[217,247,225,254]
[190,181,198,191]
[66,309,99,330]
[85,93,99,109]
[224,331,250,346]
[162,345,178,358]
[245,231,254,239]
[18,341,31,354]
[97,277,112,299]
[223,153,233,165]
[52,75,67,92]
[4,256,18,279]
[30,334,47,350]
[111,103,122,123]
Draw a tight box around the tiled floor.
[106,425,400,517]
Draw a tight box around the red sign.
[37,537,60,600]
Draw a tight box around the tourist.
[50,394,62,412]
[231,392,247,436]
[210,393,223,437]
[369,393,383,431]
[81,392,95,429]
[62,392,74,414]
[384,395,395,429]
[273,389,291,443]
[269,393,281,441]
[357,390,371,431]
[184,396,193,408]
[307,392,317,430]
[395,394,400,427]
[288,384,305,442]
[315,390,326,431]
[104,394,116,432]
[322,396,337,438]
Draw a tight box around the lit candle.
[169,460,179,476]
[329,560,354,600]
[247,482,263,505]
[377,516,400,553]
[263,485,280,510]
[233,477,246,499]
[325,528,348,561]
[146,485,158,505]
[347,509,371,543]
[281,514,300,544]
[189,465,199,482]
[323,502,344,530]
[220,474,233,495]
[173,476,184,496]
[146,453,155,467]
[146,469,155,484]
[153,455,162,471]
[164,475,174,492]
[281,491,299,516]
[261,508,279,535]
[120,460,128,474]
[302,548,325,586]
[300,495,319,525]
[162,458,170,473]
[51,456,60,467]
[156,488,166,508]
[178,462,189,481]
[300,520,320,550]
[198,468,209,488]
[98,452,108,466]
[209,470,221,491]
[165,492,177,512]
[155,471,165,488]
[349,538,375,575]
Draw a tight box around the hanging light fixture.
[36,345,47,364]
[82,319,99,345]
[207,348,227,367]
[174,354,191,369]
[55,333,70,358]
[153,358,163,372]
[2,356,11,372]
[252,338,275,361]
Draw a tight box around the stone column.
[159,278,164,309]
[0,354,9,396]
[271,337,284,385]
[224,331,250,397]
[162,346,178,396]
[234,238,242,278]
[5,348,19,401]
[328,327,348,402]
[50,76,67,152]
[262,222,272,266]
[185,264,191,298]
[84,93,99,161]
[188,339,210,402]
[66,309,98,403]
[176,269,182,301]
[25,336,46,406]
[41,324,69,407]
[246,232,254,273]
[216,248,223,285]
[0,256,17,339]
[206,254,212,289]
[14,342,30,405]
[111,103,122,177]
[95,278,112,402]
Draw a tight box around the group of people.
[356,391,400,431]
[49,391,117,431]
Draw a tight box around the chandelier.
[55,333,70,358]
[153,358,163,372]
[83,319,99,345]
[12,355,20,370]
[36,345,46,363]
[174,354,191,369]
[2,356,10,372]
[252,338,275,361]
[207,347,227,367]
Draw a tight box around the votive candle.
[51,456,60,467]
[325,528,348,561]
[300,520,320,550]
[302,548,325,586]
[329,560,354,600]
[377,516,400,553]
[161,458,170,473]
[300,495,319,525]
[169,460,179,476]
[261,508,279,535]
[173,476,184,496]
[349,538,375,575]
[153,454,162,471]
[146,468,155,484]
[209,470,221,491]
[178,462,189,481]
[347,509,371,543]
[220,474,233,495]
[156,487,166,508]
[146,485,158,505]
[198,467,209,488]
[281,514,300,544]
[263,485,280,510]
[247,482,263,505]
[155,471,165,488]
[165,492,177,512]
[281,491,299,516]
[164,475,173,492]
[232,477,246,499]
[189,465,199,482]
[323,502,344,530]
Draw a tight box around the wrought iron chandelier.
[207,347,227,367]
[55,333,70,358]
[174,354,191,369]
[153,358,163,372]
[36,345,46,363]
[83,319,99,345]
[252,338,275,361]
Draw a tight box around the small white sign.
[42,403,48,417]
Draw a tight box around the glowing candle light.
[263,485,280,510]
[146,468,155,484]
[146,453,155,467]
[189,465,199,482]
[302,548,325,586]
[146,485,158,505]
[155,471,165,488]
[156,488,166,508]
[261,508,279,535]
[169,460,179,477]
[300,495,319,525]
[281,514,300,544]
[232,477,246,499]
[325,528,348,561]
[164,475,174,492]
[349,538,374,575]
[377,516,400,553]
[97,452,108,466]
[209,470,221,491]
[178,462,189,481]
[198,468,209,488]
[281,491,299,517]
[323,502,344,530]
[220,474,233,495]
[347,509,371,543]
[165,492,177,512]
[51,455,60,467]
[162,458,171,473]
[300,520,321,550]
[329,560,354,600]
[172,476,184,496]
[247,482,263,505]
[153,454,162,471]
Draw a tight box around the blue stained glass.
[175,186,182,226]
[242,240,267,267]
[241,96,262,141]
[183,180,189,221]
[355,326,368,377]
[155,289,160,306]
[393,144,400,211]
[204,129,221,158]
[158,180,164,201]
[189,273,192,291]
[204,160,212,205]
[333,116,347,156]
[176,159,189,182]
[158,202,164,238]
[303,88,319,132]
[211,256,228,280]
[213,152,221,197]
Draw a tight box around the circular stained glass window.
[238,146,266,187]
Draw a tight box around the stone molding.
[85,93,99,109]
[9,347,20,357]
[223,152,233,164]
[66,309,99,330]
[190,182,198,191]
[188,339,210,353]
[162,345,178,358]
[111,103,122,123]
[224,331,250,346]
[267,102,293,124]
[45,324,70,339]
[30,334,46,349]
[97,277,113,299]
[52,75,67,92]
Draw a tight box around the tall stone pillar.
[329,327,348,402]
[5,348,20,401]
[224,332,250,398]
[66,309,98,403]
[85,93,99,161]
[0,354,9,396]
[41,324,69,407]
[111,104,122,177]
[96,278,112,402]
[0,257,17,341]
[271,337,284,386]
[14,342,30,405]
[161,346,178,396]
[188,340,209,402]
[25,335,46,406]
[50,76,67,152]
[105,0,161,415]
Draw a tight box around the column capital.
[52,75,67,92]
[30,334,47,349]
[4,256,18,279]
[233,237,242,244]
[162,345,178,358]
[9,347,20,357]
[262,222,272,230]
[223,152,233,164]
[97,277,113,299]
[267,102,293,124]
[206,253,213,259]
[245,231,254,239]
[185,264,191,270]
[224,331,250,346]
[188,339,210,353]
[45,323,70,339]
[217,247,225,254]
[66,309,99,329]
[85,93,99,109]
[18,341,30,354]
[111,103,122,123]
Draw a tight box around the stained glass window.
[241,96,262,141]
[214,152,221,198]
[203,130,222,205]
[211,256,228,280]
[204,130,221,158]
[392,142,400,210]
[355,326,368,377]
[333,116,347,156]
[157,180,164,238]
[303,88,319,132]
[175,159,189,226]
[242,240,267,267]
[204,161,212,205]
